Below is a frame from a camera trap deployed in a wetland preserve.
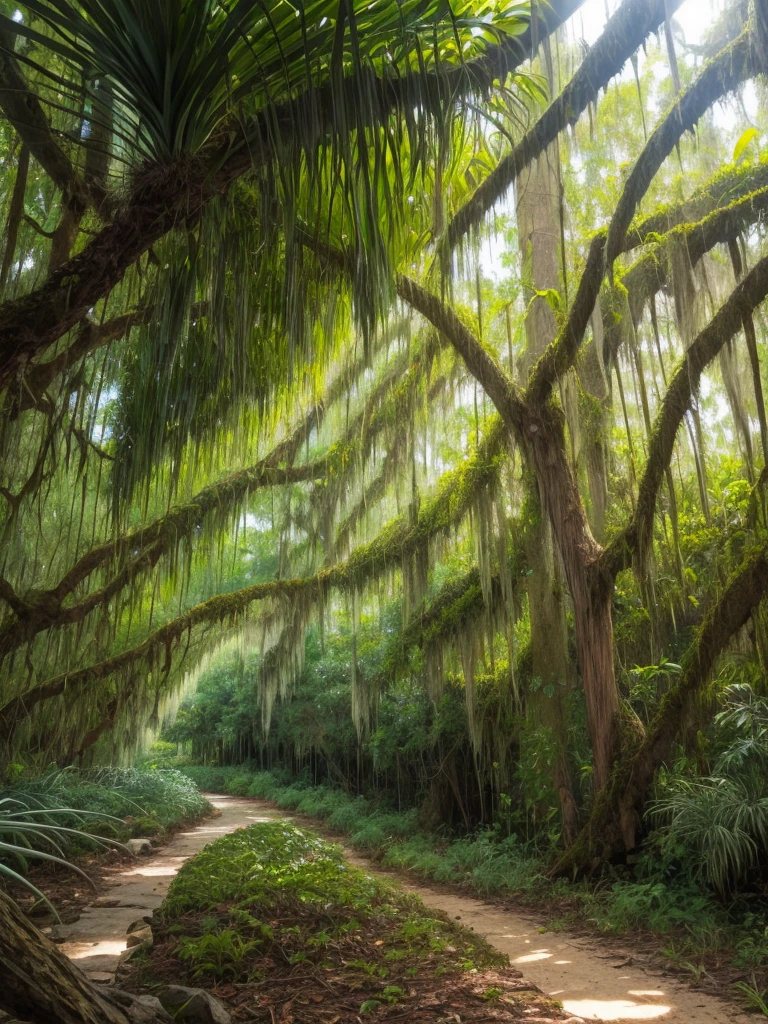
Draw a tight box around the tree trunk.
[553,546,768,876]
[527,404,620,794]
[0,889,171,1024]
[516,146,579,839]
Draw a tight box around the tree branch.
[396,274,527,438]
[447,0,686,250]
[605,183,768,365]
[0,416,508,732]
[605,26,758,269]
[623,156,768,249]
[604,252,768,577]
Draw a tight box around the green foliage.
[14,766,210,831]
[177,929,264,981]
[0,792,121,911]
[649,683,768,894]
[152,820,507,999]
[11,0,534,163]
[0,765,208,909]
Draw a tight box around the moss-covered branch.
[0,334,426,659]
[605,182,768,364]
[623,156,768,249]
[605,26,758,268]
[396,275,527,439]
[0,416,508,732]
[604,252,768,578]
[447,0,685,249]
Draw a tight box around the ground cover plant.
[123,820,565,1023]
[178,763,768,1004]
[0,766,210,915]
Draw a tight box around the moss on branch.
[448,0,685,249]
[603,252,768,578]
[605,26,758,269]
[0,415,509,733]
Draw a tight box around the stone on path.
[125,838,153,856]
[156,986,231,1024]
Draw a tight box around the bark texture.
[517,146,579,839]
[0,888,170,1024]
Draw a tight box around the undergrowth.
[179,763,768,997]
[128,821,562,1023]
[9,765,210,836]
[0,766,211,900]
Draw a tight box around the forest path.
[57,793,278,981]
[60,795,750,1023]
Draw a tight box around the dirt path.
[60,795,752,1023]
[57,795,279,981]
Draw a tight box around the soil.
[57,795,753,1022]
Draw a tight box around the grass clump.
[7,765,209,837]
[131,821,561,1023]
[1,766,210,910]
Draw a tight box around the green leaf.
[733,128,759,166]
[534,287,563,313]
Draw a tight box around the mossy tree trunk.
[553,546,768,876]
[0,889,169,1024]
[516,146,579,840]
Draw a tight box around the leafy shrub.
[13,766,208,831]
[650,684,768,894]
[327,796,373,832]
[349,822,389,853]
[1,766,209,908]
[225,773,254,797]
[246,773,282,800]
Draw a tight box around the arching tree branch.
[604,252,768,578]
[605,183,768,365]
[0,414,508,734]
[605,26,759,269]
[447,0,686,249]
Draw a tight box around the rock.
[156,985,231,1024]
[85,970,114,984]
[126,926,153,948]
[107,989,173,1023]
[126,838,153,856]
[127,915,153,934]
[93,896,122,907]
[120,942,149,962]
